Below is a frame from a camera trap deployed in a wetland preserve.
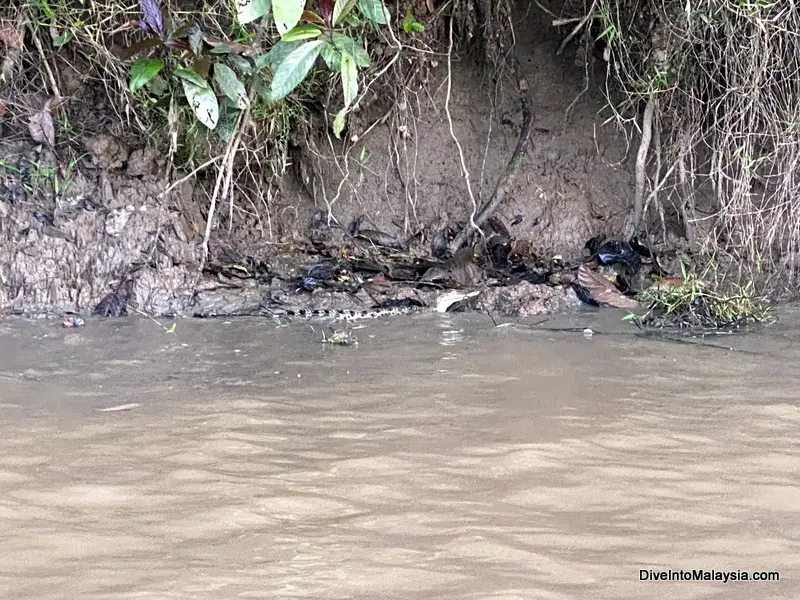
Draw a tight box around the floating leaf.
[268,39,324,102]
[273,0,305,35]
[333,0,356,25]
[28,103,55,148]
[181,80,219,129]
[281,24,322,42]
[139,0,164,36]
[173,66,209,88]
[340,51,357,107]
[214,63,249,109]
[129,57,164,94]
[255,40,301,70]
[357,0,390,24]
[237,0,271,24]
[576,264,641,309]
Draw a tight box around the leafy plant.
[402,10,424,34]
[119,0,390,139]
[268,0,391,136]
[627,263,774,329]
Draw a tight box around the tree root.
[626,92,656,239]
[447,48,534,254]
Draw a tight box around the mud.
[0,1,644,318]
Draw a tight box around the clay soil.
[0,1,642,317]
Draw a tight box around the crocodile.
[261,290,481,323]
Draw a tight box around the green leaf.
[268,39,324,102]
[182,79,219,129]
[340,51,357,107]
[331,33,370,67]
[174,66,209,88]
[215,98,240,142]
[53,29,73,47]
[333,0,357,25]
[129,58,165,94]
[229,55,253,76]
[273,0,305,35]
[357,0,390,25]
[320,42,341,71]
[214,63,249,109]
[238,0,271,24]
[256,40,301,71]
[332,106,347,138]
[281,23,322,42]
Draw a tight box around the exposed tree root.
[626,94,656,239]
[448,29,533,255]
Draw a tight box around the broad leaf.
[319,0,333,25]
[281,24,322,41]
[331,33,370,67]
[332,106,347,138]
[117,37,161,61]
[255,40,301,71]
[215,98,240,142]
[332,0,356,25]
[340,51,357,107]
[576,265,641,309]
[203,34,251,55]
[174,66,209,88]
[301,9,325,25]
[321,42,341,71]
[357,0,389,25]
[182,79,219,129]
[129,57,164,94]
[268,39,324,101]
[238,0,271,24]
[139,0,164,36]
[228,54,253,75]
[273,0,305,35]
[214,63,249,109]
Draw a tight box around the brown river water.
[0,308,799,599]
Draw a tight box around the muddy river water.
[0,308,798,599]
